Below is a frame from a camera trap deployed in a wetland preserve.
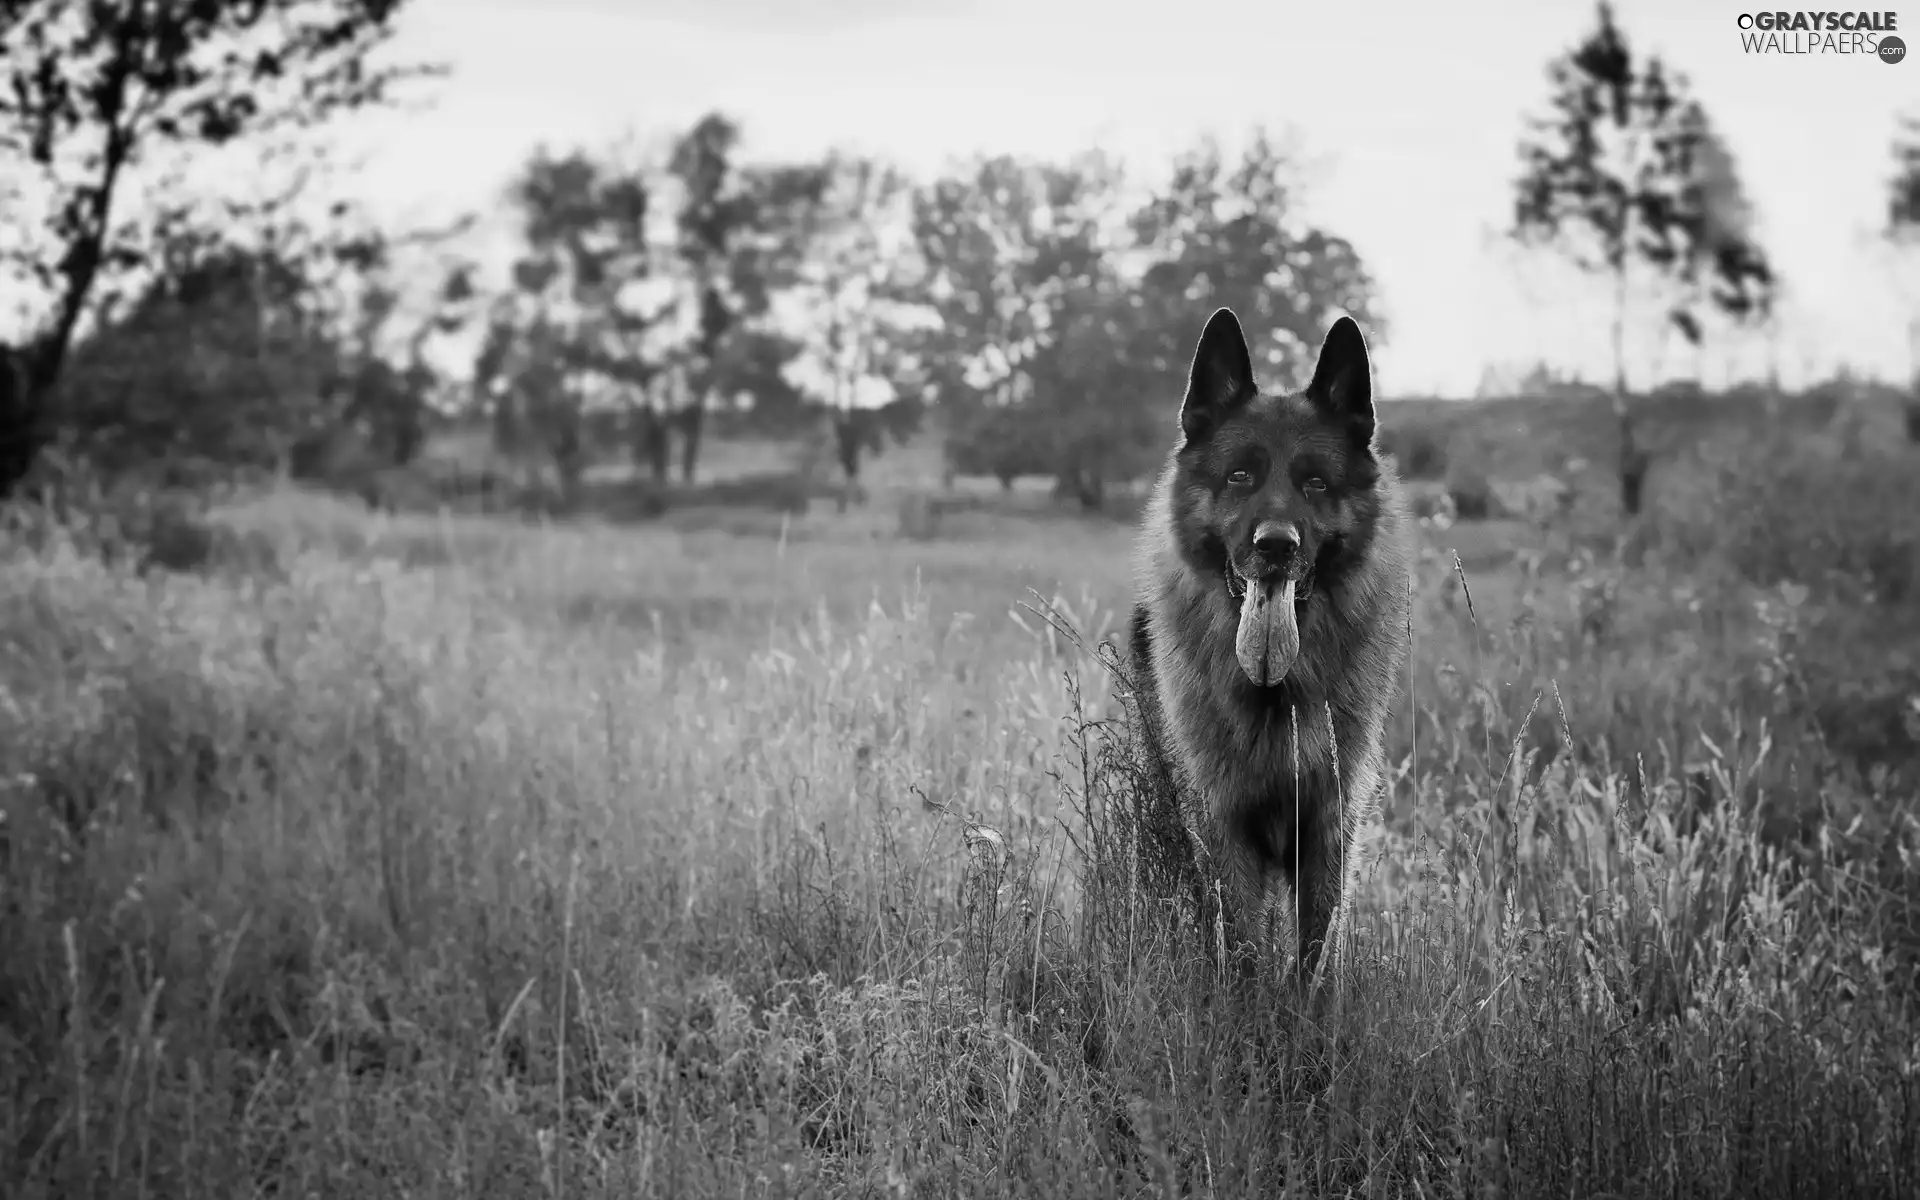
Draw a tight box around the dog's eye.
[1302,476,1328,494]
[1227,469,1254,488]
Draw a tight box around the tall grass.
[1,485,1916,1198]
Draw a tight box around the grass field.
[3,389,1919,1197]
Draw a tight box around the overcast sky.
[16,0,1918,396]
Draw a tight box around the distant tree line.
[1,1,1914,516]
[462,124,1384,509]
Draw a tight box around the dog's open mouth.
[1225,562,1313,688]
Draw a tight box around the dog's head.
[1167,307,1386,688]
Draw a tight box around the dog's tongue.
[1235,578,1300,687]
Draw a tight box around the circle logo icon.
[1882,35,1907,63]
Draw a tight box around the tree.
[492,136,830,486]
[481,146,661,500]
[329,270,467,472]
[1026,280,1164,509]
[241,177,477,480]
[51,185,464,484]
[59,238,337,475]
[663,112,764,484]
[0,0,433,497]
[910,152,1132,499]
[910,156,1044,485]
[1511,1,1776,516]
[706,325,813,436]
[1130,130,1383,399]
[0,348,26,483]
[912,138,1380,509]
[1017,154,1163,509]
[765,151,937,493]
[1889,110,1920,415]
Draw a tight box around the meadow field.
[4,390,1920,1198]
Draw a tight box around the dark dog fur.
[1128,307,1411,987]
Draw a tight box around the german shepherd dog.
[1129,308,1411,989]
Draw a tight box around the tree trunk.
[0,342,44,500]
[1903,316,1920,445]
[833,410,865,485]
[678,398,705,484]
[491,394,521,458]
[552,423,585,512]
[391,399,425,466]
[1611,268,1648,519]
[556,459,584,512]
[0,80,140,498]
[1076,467,1105,511]
[631,407,672,483]
[1068,446,1106,511]
[1908,315,1920,392]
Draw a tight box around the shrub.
[1684,433,1920,607]
[1446,465,1495,521]
[1378,424,1449,479]
[896,491,941,540]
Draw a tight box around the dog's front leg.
[1291,804,1349,991]
[1206,828,1273,983]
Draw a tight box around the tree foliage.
[0,0,433,496]
[1513,2,1775,355]
[909,153,1132,503]
[460,109,1388,512]
[663,112,758,482]
[483,124,944,494]
[479,146,661,494]
[765,151,935,484]
[47,204,471,485]
[1131,131,1382,394]
[910,141,1381,508]
[481,124,843,490]
[60,238,335,475]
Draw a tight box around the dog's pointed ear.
[1179,307,1256,442]
[1305,315,1375,444]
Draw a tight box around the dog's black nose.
[1253,521,1300,559]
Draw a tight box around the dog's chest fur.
[1133,474,1405,831]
